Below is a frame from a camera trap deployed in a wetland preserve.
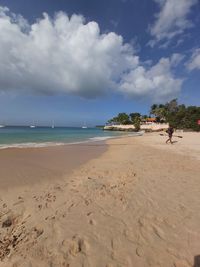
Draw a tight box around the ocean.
[0,126,140,149]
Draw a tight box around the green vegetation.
[108,112,131,125]
[130,113,141,131]
[150,99,200,131]
[107,99,200,131]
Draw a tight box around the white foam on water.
[89,132,144,142]
[89,136,114,141]
[0,142,66,150]
[0,137,110,150]
[0,131,144,150]
[0,138,104,150]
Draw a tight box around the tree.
[133,116,141,131]
[129,113,141,131]
[108,113,130,125]
[150,105,167,121]
[163,100,200,131]
[165,99,178,113]
[117,113,130,124]
[142,115,148,119]
[107,100,200,131]
[150,104,158,115]
[130,113,141,123]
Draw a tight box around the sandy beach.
[0,143,106,189]
[0,132,200,267]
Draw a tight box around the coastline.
[0,142,107,190]
[0,132,200,267]
[103,123,169,132]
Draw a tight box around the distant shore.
[103,123,169,132]
[0,131,200,267]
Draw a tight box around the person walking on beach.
[166,125,174,144]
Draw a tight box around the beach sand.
[0,132,200,267]
[0,143,106,189]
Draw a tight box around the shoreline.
[0,132,142,190]
[0,141,107,190]
[0,132,200,266]
[0,130,143,151]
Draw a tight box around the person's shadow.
[194,255,200,267]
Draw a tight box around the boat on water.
[30,120,36,128]
[51,120,55,129]
[82,122,87,129]
[0,125,5,128]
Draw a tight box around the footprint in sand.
[136,247,144,257]
[152,225,165,240]
[2,217,13,228]
[13,200,24,206]
[33,227,44,238]
[89,218,96,226]
[68,202,75,211]
[84,199,92,206]
[67,236,89,257]
[53,185,63,191]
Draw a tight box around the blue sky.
[0,0,199,126]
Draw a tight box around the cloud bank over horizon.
[0,6,183,102]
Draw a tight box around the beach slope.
[0,132,200,267]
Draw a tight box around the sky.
[0,0,199,126]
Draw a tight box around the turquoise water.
[0,126,138,149]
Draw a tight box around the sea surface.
[0,126,140,149]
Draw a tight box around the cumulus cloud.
[0,6,139,98]
[0,6,183,101]
[149,0,197,47]
[119,54,183,102]
[186,48,200,71]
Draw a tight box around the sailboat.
[82,122,87,129]
[51,120,55,129]
[30,121,36,128]
[0,121,5,128]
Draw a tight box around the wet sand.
[0,142,106,189]
[0,132,200,267]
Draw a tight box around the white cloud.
[0,7,139,98]
[149,0,197,47]
[119,55,183,102]
[186,48,200,71]
[0,6,183,101]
